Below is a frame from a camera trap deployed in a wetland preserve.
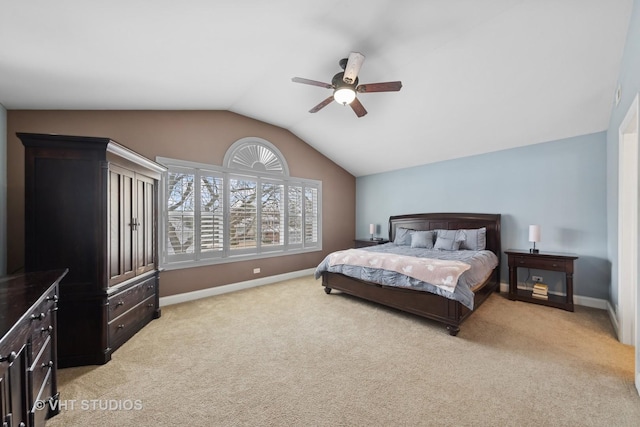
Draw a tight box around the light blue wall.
[0,104,6,275]
[356,132,608,299]
[607,0,640,306]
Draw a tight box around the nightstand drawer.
[512,256,567,271]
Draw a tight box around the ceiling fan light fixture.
[333,87,356,105]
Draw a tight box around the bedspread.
[327,249,470,293]
[315,243,499,309]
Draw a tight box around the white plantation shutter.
[157,139,321,269]
[304,186,319,245]
[287,185,303,246]
[261,181,284,250]
[199,172,224,256]
[166,170,195,260]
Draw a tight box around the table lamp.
[529,225,540,253]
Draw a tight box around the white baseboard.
[574,294,609,310]
[159,268,317,307]
[165,277,612,312]
[499,281,609,310]
[607,300,619,338]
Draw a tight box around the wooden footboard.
[322,212,501,335]
[322,269,499,335]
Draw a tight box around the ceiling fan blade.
[292,77,333,89]
[356,81,403,93]
[343,52,365,84]
[309,96,335,113]
[350,97,368,118]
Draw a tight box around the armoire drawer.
[108,295,156,347]
[108,277,156,322]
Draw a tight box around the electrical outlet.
[532,275,543,282]
[253,268,260,274]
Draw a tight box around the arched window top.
[224,137,289,176]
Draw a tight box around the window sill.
[160,246,323,271]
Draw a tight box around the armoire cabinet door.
[109,165,136,286]
[135,174,156,275]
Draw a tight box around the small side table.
[504,249,578,312]
[354,239,389,248]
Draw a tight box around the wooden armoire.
[19,133,166,368]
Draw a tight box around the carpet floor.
[46,276,638,426]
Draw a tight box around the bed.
[316,213,501,335]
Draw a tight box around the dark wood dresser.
[0,269,67,427]
[19,133,166,368]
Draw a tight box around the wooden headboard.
[388,213,502,258]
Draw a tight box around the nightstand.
[504,249,578,312]
[354,239,389,248]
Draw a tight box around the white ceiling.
[0,1,633,177]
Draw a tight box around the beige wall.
[6,110,355,296]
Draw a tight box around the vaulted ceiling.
[0,1,633,176]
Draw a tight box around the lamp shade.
[369,224,375,234]
[528,225,541,243]
[334,87,356,105]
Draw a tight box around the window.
[158,138,322,269]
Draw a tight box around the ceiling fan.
[292,52,402,118]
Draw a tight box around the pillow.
[434,229,466,251]
[393,227,414,246]
[410,230,435,249]
[459,227,487,251]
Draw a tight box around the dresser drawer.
[29,335,53,403]
[31,313,53,361]
[108,295,156,348]
[108,277,156,322]
[30,368,53,427]
[513,256,567,272]
[29,289,56,362]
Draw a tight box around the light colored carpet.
[46,276,638,426]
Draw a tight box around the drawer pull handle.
[41,360,54,369]
[116,301,125,307]
[46,294,59,303]
[0,351,17,363]
[30,312,45,321]
[552,264,558,267]
[147,284,154,290]
[41,325,53,334]
[147,303,154,308]
[117,324,125,330]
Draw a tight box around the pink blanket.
[328,249,471,292]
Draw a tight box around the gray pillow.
[410,230,435,249]
[434,236,462,251]
[393,227,414,245]
[459,227,487,251]
[434,229,466,251]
